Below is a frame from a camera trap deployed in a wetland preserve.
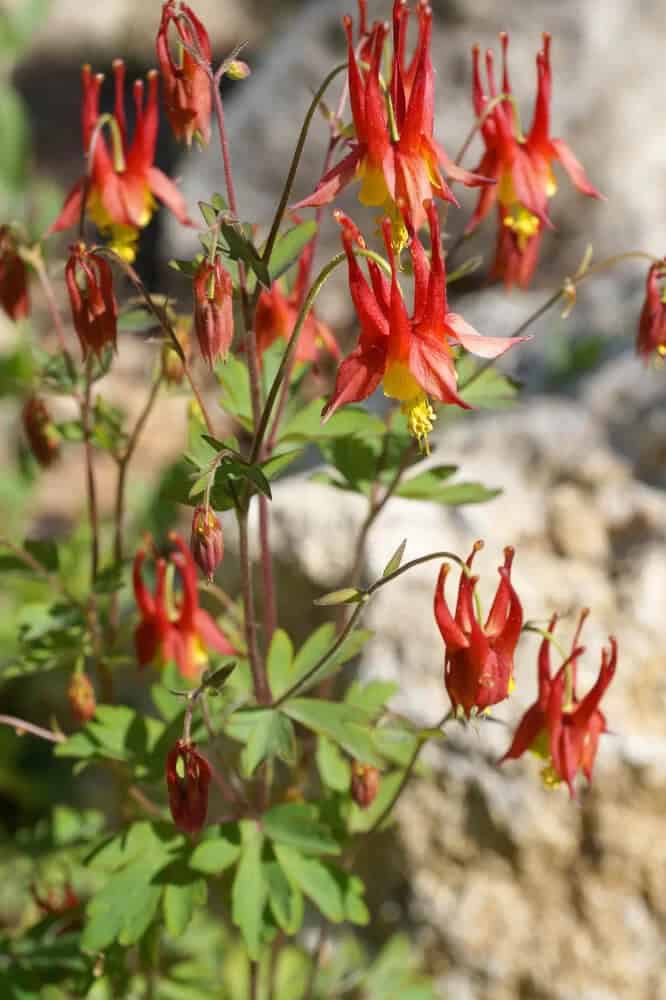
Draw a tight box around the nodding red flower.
[255,240,339,367]
[637,258,666,360]
[327,202,526,452]
[466,33,603,289]
[49,61,190,262]
[501,611,617,797]
[294,0,487,246]
[193,258,234,367]
[22,395,61,468]
[435,542,523,718]
[166,739,211,834]
[0,226,29,320]
[351,761,381,809]
[133,532,236,680]
[190,504,224,581]
[65,243,118,359]
[156,1,212,147]
[67,671,97,723]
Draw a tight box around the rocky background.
[7,0,666,997]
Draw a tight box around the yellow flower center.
[87,188,155,263]
[539,762,562,789]
[503,204,541,252]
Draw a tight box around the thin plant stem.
[0,714,65,744]
[259,497,277,643]
[30,251,73,363]
[81,355,100,584]
[238,510,270,704]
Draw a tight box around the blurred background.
[2,1,666,997]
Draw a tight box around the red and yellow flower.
[327,201,525,452]
[133,533,236,680]
[434,542,523,717]
[192,258,234,368]
[501,611,617,796]
[637,258,666,360]
[49,61,190,262]
[156,0,212,147]
[295,0,486,246]
[65,242,118,359]
[467,34,603,288]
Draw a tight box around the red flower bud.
[190,504,224,580]
[166,739,211,834]
[637,259,666,360]
[22,395,61,467]
[193,258,234,368]
[65,243,118,359]
[0,226,29,321]
[435,542,523,718]
[156,0,212,147]
[351,761,380,809]
[67,671,97,723]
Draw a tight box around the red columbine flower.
[49,61,190,262]
[501,611,617,797]
[327,202,525,452]
[67,671,97,723]
[637,258,666,360]
[466,34,603,289]
[190,504,224,581]
[0,226,29,320]
[255,241,339,366]
[65,243,118,359]
[22,395,61,467]
[294,1,487,246]
[166,739,211,834]
[193,258,234,367]
[434,542,523,718]
[133,533,236,679]
[156,1,212,147]
[351,761,380,809]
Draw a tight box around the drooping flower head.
[501,611,617,796]
[65,242,118,359]
[133,532,236,680]
[637,258,666,361]
[166,739,211,834]
[49,61,190,261]
[326,201,526,452]
[190,504,224,581]
[294,0,487,246]
[156,0,212,147]
[435,542,523,718]
[255,239,339,367]
[467,34,603,288]
[193,257,234,368]
[0,226,29,321]
[22,395,61,468]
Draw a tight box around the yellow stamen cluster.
[402,394,436,454]
[539,762,562,789]
[87,189,155,263]
[503,204,541,251]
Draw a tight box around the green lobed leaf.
[81,858,164,950]
[163,879,207,938]
[264,861,304,935]
[231,826,268,959]
[457,361,519,409]
[267,220,318,282]
[280,399,385,443]
[282,699,383,766]
[394,465,458,499]
[240,710,297,775]
[263,802,340,856]
[316,735,351,793]
[267,628,294,697]
[345,680,399,720]
[189,831,241,875]
[293,628,374,695]
[273,845,345,923]
[217,354,254,428]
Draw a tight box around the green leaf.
[280,399,385,443]
[274,845,345,923]
[0,539,59,572]
[457,360,519,409]
[372,724,420,765]
[163,879,207,937]
[55,705,166,778]
[316,735,351,792]
[217,217,271,288]
[81,858,164,950]
[267,221,317,282]
[241,710,297,775]
[263,803,340,856]
[189,832,241,874]
[262,448,304,481]
[394,465,457,499]
[342,873,370,926]
[117,308,159,333]
[291,624,335,682]
[382,538,407,578]
[282,699,383,766]
[345,680,398,719]
[0,88,29,194]
[267,629,294,697]
[273,945,311,1000]
[217,354,253,427]
[314,588,364,607]
[264,861,304,935]
[232,826,268,959]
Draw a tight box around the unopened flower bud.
[162,318,191,385]
[166,739,211,834]
[193,258,234,368]
[156,1,212,147]
[65,243,118,359]
[68,671,97,723]
[351,761,380,809]
[0,225,29,321]
[190,504,224,580]
[22,395,61,467]
[225,60,251,81]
